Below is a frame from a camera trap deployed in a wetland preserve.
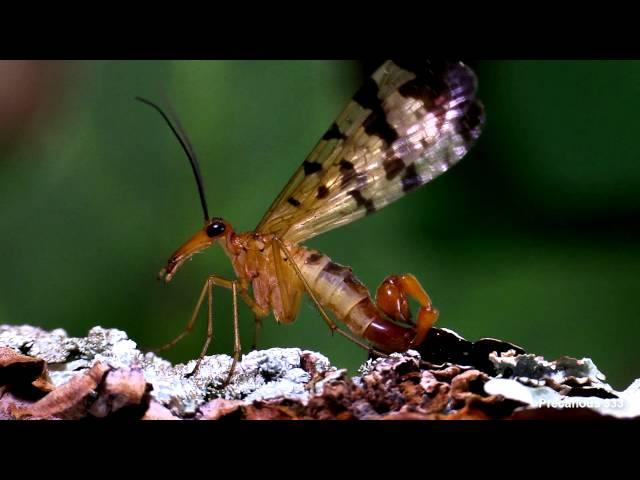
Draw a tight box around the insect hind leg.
[376,274,439,348]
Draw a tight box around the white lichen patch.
[0,325,337,417]
[485,350,640,419]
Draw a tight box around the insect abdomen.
[296,247,415,352]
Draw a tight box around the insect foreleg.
[183,275,231,376]
[153,276,216,354]
[154,275,253,380]
[272,237,387,357]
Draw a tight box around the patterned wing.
[255,60,485,244]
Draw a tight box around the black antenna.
[136,97,210,222]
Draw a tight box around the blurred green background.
[0,61,638,389]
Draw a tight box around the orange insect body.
[161,222,430,355]
[142,60,484,375]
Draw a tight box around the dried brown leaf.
[0,386,41,420]
[88,367,149,418]
[0,347,45,385]
[11,362,110,420]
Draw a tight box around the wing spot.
[457,100,485,143]
[322,122,346,141]
[401,164,422,193]
[363,113,398,146]
[383,157,405,180]
[398,78,438,109]
[353,78,380,111]
[287,197,301,207]
[303,160,323,176]
[317,185,329,199]
[339,159,357,187]
[395,60,453,102]
[339,159,354,170]
[348,190,376,215]
[353,77,399,146]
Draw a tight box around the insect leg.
[153,277,213,353]
[187,278,215,376]
[155,274,251,379]
[251,316,263,351]
[234,278,268,350]
[223,281,241,386]
[183,275,236,376]
[272,237,387,357]
[376,274,439,348]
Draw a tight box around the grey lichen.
[489,351,607,386]
[0,324,334,417]
[0,325,71,364]
[485,350,640,419]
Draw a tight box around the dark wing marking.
[256,60,484,244]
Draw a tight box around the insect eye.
[206,221,225,238]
